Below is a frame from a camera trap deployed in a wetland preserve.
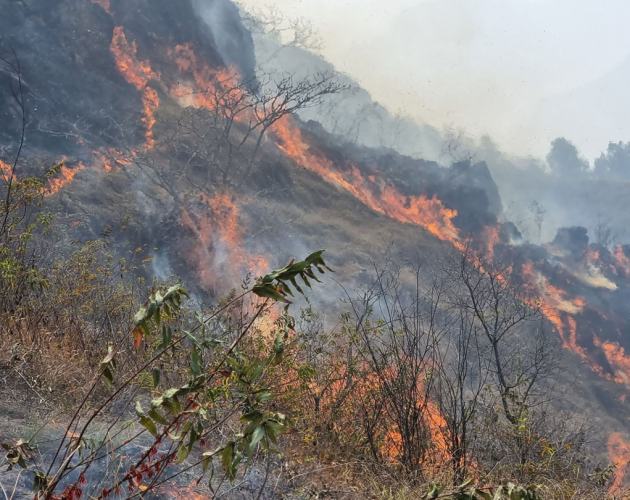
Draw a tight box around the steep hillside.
[3,0,630,491]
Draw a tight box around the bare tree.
[239,4,324,63]
[440,246,559,471]
[342,262,447,476]
[136,69,346,192]
[432,281,489,483]
[0,48,26,242]
[592,213,625,248]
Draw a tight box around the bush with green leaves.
[1,250,332,499]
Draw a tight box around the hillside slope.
[2,0,630,482]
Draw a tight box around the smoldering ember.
[2,1,630,499]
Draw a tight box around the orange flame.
[180,191,268,289]
[45,162,86,196]
[608,432,630,493]
[586,247,600,263]
[168,44,242,110]
[0,158,12,181]
[614,246,630,276]
[518,263,613,377]
[110,26,160,149]
[94,152,114,173]
[481,224,500,260]
[106,148,132,167]
[594,338,630,385]
[273,117,461,246]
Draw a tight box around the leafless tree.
[342,262,448,476]
[439,246,560,471]
[136,69,346,192]
[239,4,323,62]
[431,280,489,483]
[592,213,625,248]
[0,48,26,242]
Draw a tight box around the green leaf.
[100,345,117,365]
[240,410,264,422]
[185,330,201,348]
[425,483,444,499]
[146,300,158,319]
[140,320,151,338]
[139,416,158,437]
[252,283,291,303]
[162,388,180,399]
[162,400,178,415]
[250,425,265,450]
[161,324,172,350]
[191,345,202,375]
[148,409,168,425]
[176,444,190,464]
[152,368,161,387]
[202,337,222,349]
[221,442,234,473]
[274,331,284,354]
[304,250,324,262]
[256,392,273,403]
[172,395,182,414]
[101,366,114,389]
[289,277,304,295]
[458,479,473,490]
[301,273,311,289]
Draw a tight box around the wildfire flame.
[273,117,461,246]
[608,433,630,493]
[571,249,618,290]
[167,44,242,110]
[0,158,12,181]
[46,162,86,196]
[519,263,609,373]
[594,338,630,385]
[180,191,268,290]
[110,26,160,149]
[614,246,630,276]
[481,224,501,260]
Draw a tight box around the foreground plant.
[1,250,331,498]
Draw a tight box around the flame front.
[614,246,630,275]
[608,433,630,494]
[0,158,12,181]
[168,44,243,110]
[595,338,630,385]
[273,117,461,246]
[110,26,160,149]
[46,162,86,196]
[180,191,268,290]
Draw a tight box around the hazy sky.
[238,0,630,160]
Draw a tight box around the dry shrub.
[0,239,147,409]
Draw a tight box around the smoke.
[193,0,257,81]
